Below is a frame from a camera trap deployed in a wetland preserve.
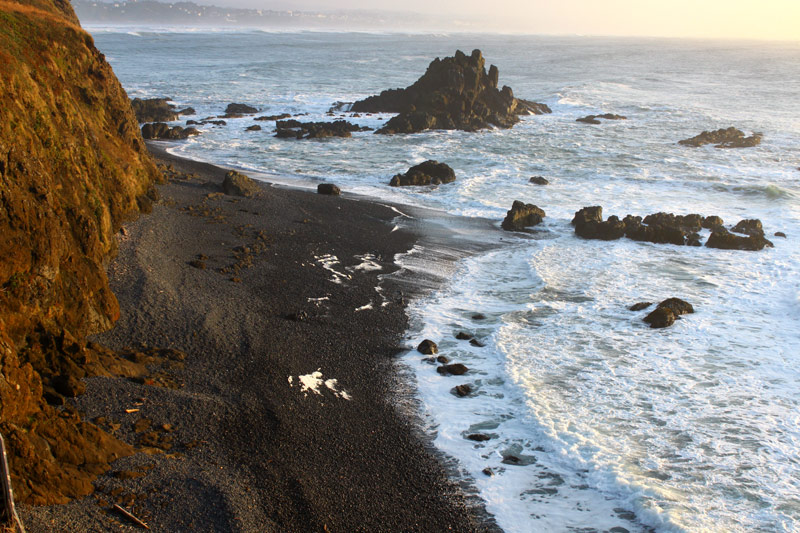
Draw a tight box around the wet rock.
[141,122,199,140]
[469,339,486,348]
[576,113,627,124]
[731,219,764,237]
[317,183,341,195]
[529,176,549,185]
[222,170,260,197]
[389,160,456,187]
[453,384,472,397]
[455,332,472,340]
[572,206,603,228]
[678,127,762,148]
[467,434,491,442]
[657,298,694,316]
[472,313,486,320]
[226,103,258,114]
[245,125,262,132]
[130,97,192,123]
[436,355,450,364]
[775,231,787,238]
[702,215,724,229]
[629,302,652,312]
[417,339,438,355]
[254,113,292,121]
[501,201,545,231]
[275,119,370,139]
[437,363,469,375]
[706,228,773,251]
[351,49,550,134]
[482,468,494,476]
[643,307,676,328]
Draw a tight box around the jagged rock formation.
[222,170,260,197]
[130,97,194,123]
[678,127,762,148]
[501,201,546,231]
[141,122,200,140]
[389,161,456,187]
[643,298,695,329]
[351,49,551,134]
[275,119,371,139]
[1,0,160,504]
[571,207,773,251]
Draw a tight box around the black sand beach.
[19,144,499,532]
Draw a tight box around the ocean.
[87,26,800,532]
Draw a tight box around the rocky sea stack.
[351,49,551,134]
[679,127,762,148]
[1,0,160,505]
[389,160,456,187]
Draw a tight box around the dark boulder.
[245,125,262,132]
[502,201,545,231]
[141,122,199,140]
[254,113,292,121]
[572,207,625,240]
[702,215,724,229]
[317,183,341,195]
[678,127,762,148]
[576,113,627,124]
[731,219,764,237]
[643,307,676,329]
[275,119,371,140]
[455,332,472,340]
[629,302,652,311]
[351,49,550,134]
[437,363,469,376]
[131,97,184,123]
[226,103,258,114]
[467,434,491,442]
[222,170,260,197]
[642,213,703,232]
[417,339,438,355]
[572,206,603,227]
[389,160,456,187]
[52,374,86,397]
[529,176,549,185]
[775,232,787,238]
[706,228,773,251]
[657,298,694,316]
[469,338,486,348]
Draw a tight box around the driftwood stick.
[0,434,25,533]
[113,504,150,530]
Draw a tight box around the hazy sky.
[217,0,800,41]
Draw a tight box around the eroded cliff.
[0,0,160,504]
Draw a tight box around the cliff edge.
[0,0,160,504]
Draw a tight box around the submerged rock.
[226,102,258,115]
[576,113,627,124]
[501,201,545,231]
[529,176,549,185]
[629,302,653,311]
[222,170,260,197]
[389,160,456,187]
[245,125,262,132]
[141,122,199,140]
[706,228,773,251]
[351,49,550,134]
[678,127,762,148]
[437,363,469,376]
[254,113,292,121]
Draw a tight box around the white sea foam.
[289,369,352,400]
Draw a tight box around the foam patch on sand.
[348,253,383,273]
[314,254,351,284]
[288,369,352,400]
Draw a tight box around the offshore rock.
[529,176,549,185]
[222,171,260,197]
[437,363,469,376]
[643,298,694,329]
[275,119,371,139]
[225,102,258,114]
[417,339,438,355]
[389,160,456,187]
[141,122,200,140]
[130,97,194,123]
[706,228,773,251]
[678,127,762,148]
[576,113,627,124]
[501,201,545,231]
[317,183,341,195]
[731,219,764,237]
[351,49,551,134]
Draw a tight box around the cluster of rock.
[130,97,195,123]
[275,119,372,139]
[501,201,546,231]
[678,127,762,148]
[141,122,200,140]
[631,298,695,328]
[389,160,456,187]
[571,206,773,251]
[576,113,627,124]
[350,49,551,134]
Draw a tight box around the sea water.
[87,27,800,532]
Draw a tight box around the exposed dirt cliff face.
[0,0,160,504]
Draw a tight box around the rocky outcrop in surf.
[351,49,551,134]
[501,201,546,231]
[275,119,371,139]
[576,113,627,124]
[141,122,200,140]
[389,161,456,187]
[130,97,194,123]
[678,127,762,148]
[641,298,695,328]
[572,207,773,250]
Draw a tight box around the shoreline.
[19,145,501,532]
